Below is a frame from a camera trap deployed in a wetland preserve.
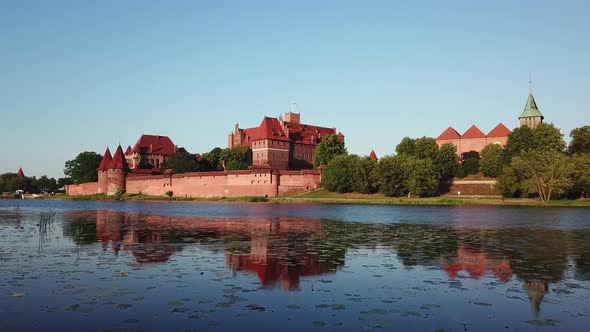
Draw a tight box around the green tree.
[36,176,58,193]
[463,155,480,176]
[321,154,355,193]
[511,150,572,203]
[480,144,504,178]
[414,137,438,160]
[374,156,407,197]
[64,151,103,184]
[503,126,534,163]
[160,153,203,174]
[531,123,565,152]
[313,134,347,168]
[434,143,459,180]
[57,177,74,188]
[220,146,252,170]
[403,157,438,197]
[568,126,590,155]
[569,153,590,198]
[352,157,378,194]
[202,147,224,171]
[496,166,524,198]
[395,137,416,156]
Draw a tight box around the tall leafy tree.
[64,151,103,184]
[434,143,459,180]
[57,177,74,188]
[479,144,504,178]
[511,150,572,203]
[313,134,347,168]
[568,126,590,155]
[321,154,355,193]
[569,153,590,198]
[160,153,204,173]
[531,122,565,152]
[220,147,252,170]
[496,166,524,198]
[374,156,407,197]
[202,147,224,171]
[414,137,438,160]
[352,157,378,194]
[395,137,416,156]
[403,157,438,197]
[36,176,58,193]
[503,126,534,163]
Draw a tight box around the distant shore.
[28,190,590,207]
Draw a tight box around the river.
[1,200,589,331]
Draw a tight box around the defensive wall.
[66,169,321,198]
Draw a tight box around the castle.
[124,134,188,170]
[435,92,545,157]
[228,112,344,170]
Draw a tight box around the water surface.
[1,200,589,331]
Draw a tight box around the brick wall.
[66,182,99,195]
[68,170,321,198]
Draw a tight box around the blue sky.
[1,0,589,178]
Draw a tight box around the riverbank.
[37,190,590,207]
[275,189,590,207]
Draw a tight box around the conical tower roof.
[519,93,544,119]
[108,145,128,170]
[16,167,25,177]
[369,150,378,161]
[97,147,113,172]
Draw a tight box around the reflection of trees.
[60,209,590,290]
[568,231,590,281]
[62,211,98,245]
[482,228,569,282]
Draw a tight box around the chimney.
[150,144,153,153]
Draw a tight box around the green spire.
[519,93,544,118]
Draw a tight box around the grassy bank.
[45,193,270,203]
[44,190,590,207]
[273,189,590,207]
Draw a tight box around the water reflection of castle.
[439,244,512,282]
[65,211,341,290]
[61,211,590,314]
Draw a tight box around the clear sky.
[1,0,589,178]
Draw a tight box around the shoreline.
[22,191,590,207]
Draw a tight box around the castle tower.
[519,93,544,128]
[107,145,128,196]
[97,147,112,194]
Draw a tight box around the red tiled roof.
[462,125,486,139]
[369,150,378,161]
[108,145,128,170]
[125,145,132,155]
[98,147,112,172]
[16,167,25,177]
[130,134,184,156]
[284,121,336,145]
[256,117,290,142]
[236,117,337,147]
[437,126,461,140]
[486,123,511,138]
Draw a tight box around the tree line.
[319,124,590,202]
[0,173,73,194]
[319,135,460,197]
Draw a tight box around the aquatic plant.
[12,205,22,220]
[38,209,56,254]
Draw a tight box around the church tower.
[519,93,544,128]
